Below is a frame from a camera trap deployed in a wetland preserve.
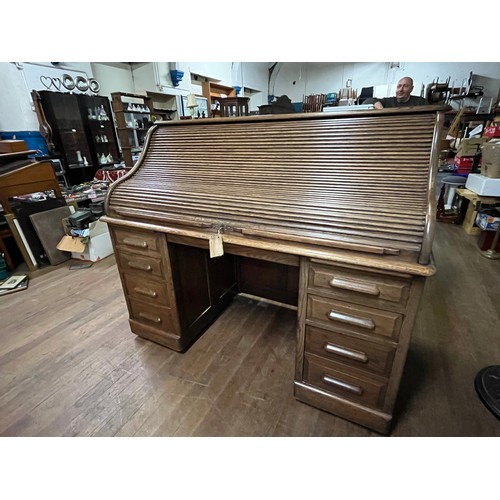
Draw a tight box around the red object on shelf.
[454,155,475,168]
[484,125,500,138]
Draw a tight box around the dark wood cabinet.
[34,91,120,185]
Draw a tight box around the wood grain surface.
[106,108,445,262]
[0,222,498,436]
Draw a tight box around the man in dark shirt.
[364,76,429,108]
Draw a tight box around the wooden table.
[217,97,249,117]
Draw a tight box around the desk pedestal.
[109,223,426,434]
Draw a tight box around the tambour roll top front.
[105,106,447,268]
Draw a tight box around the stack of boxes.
[481,112,500,179]
[465,116,500,246]
[481,139,500,179]
[453,137,486,175]
[446,111,500,243]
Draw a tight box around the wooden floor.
[0,222,499,437]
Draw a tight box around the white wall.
[0,62,38,131]
[242,62,269,109]
[2,61,499,133]
[0,62,94,131]
[91,62,135,96]
[272,62,500,106]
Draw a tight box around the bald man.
[365,76,429,109]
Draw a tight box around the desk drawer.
[307,294,403,341]
[308,263,410,310]
[128,298,178,333]
[305,325,396,377]
[304,354,387,409]
[117,251,165,279]
[122,272,171,307]
[113,227,163,256]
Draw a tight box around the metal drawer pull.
[138,312,161,323]
[323,375,363,395]
[123,237,148,249]
[134,286,157,298]
[328,310,375,330]
[324,342,368,363]
[329,277,380,296]
[128,261,152,272]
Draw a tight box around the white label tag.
[209,232,224,258]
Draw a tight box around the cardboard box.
[57,219,113,262]
[481,141,500,177]
[456,137,486,156]
[483,163,500,178]
[465,174,500,196]
[475,213,500,231]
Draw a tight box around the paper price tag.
[209,232,224,258]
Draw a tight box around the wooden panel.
[128,298,178,334]
[306,294,403,341]
[122,272,171,307]
[168,244,211,329]
[305,325,396,377]
[168,243,237,334]
[308,262,411,311]
[303,354,387,409]
[237,256,299,306]
[113,227,163,255]
[116,251,165,279]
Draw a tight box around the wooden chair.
[302,94,326,113]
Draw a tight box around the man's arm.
[362,97,384,109]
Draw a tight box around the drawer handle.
[324,342,368,363]
[322,375,363,395]
[123,237,148,249]
[329,277,380,296]
[133,286,158,298]
[138,312,161,324]
[328,310,375,330]
[128,261,152,272]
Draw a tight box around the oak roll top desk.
[103,105,447,434]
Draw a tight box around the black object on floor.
[475,365,500,420]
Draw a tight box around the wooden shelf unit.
[146,91,180,122]
[201,81,236,118]
[111,92,156,168]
